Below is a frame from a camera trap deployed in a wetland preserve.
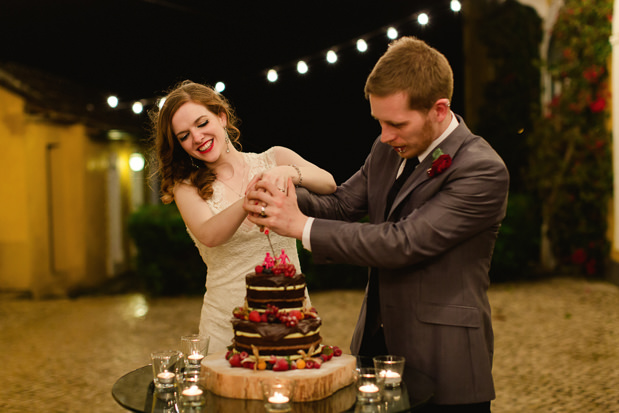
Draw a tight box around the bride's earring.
[190,156,200,169]
[225,129,230,153]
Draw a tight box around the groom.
[245,37,509,412]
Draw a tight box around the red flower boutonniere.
[427,148,452,177]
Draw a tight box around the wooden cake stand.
[202,351,357,402]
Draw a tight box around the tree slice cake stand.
[201,351,357,402]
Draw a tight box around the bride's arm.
[264,146,337,194]
[174,182,247,248]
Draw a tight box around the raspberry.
[229,354,242,367]
[273,358,289,371]
[255,265,263,274]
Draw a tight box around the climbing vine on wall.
[526,0,613,276]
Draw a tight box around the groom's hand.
[244,178,307,240]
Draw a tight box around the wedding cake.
[226,250,342,371]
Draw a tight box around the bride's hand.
[244,178,306,239]
[253,166,298,194]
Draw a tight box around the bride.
[150,81,336,353]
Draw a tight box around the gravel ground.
[1,277,618,412]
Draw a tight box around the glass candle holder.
[151,350,181,390]
[355,367,385,403]
[181,335,210,371]
[373,355,405,388]
[354,402,385,412]
[261,378,295,412]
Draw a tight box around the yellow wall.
[0,89,30,290]
[0,87,141,297]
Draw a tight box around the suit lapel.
[385,159,429,220]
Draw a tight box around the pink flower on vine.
[571,248,586,265]
[589,97,606,113]
[586,259,597,276]
[562,48,575,61]
[583,66,603,83]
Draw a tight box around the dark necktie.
[384,157,419,220]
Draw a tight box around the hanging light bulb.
[356,39,368,53]
[267,69,278,82]
[132,101,143,114]
[450,0,462,12]
[418,13,429,25]
[297,60,308,74]
[387,27,398,40]
[107,95,118,108]
[326,50,338,64]
[215,82,225,93]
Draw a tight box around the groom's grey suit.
[297,115,509,405]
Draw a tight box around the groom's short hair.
[364,36,454,112]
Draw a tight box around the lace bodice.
[187,149,304,354]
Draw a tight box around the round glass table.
[112,364,433,412]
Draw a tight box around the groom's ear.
[432,98,451,122]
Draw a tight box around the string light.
[107,95,118,108]
[387,27,399,40]
[267,69,278,82]
[297,60,309,74]
[356,39,368,53]
[132,101,143,114]
[102,4,460,114]
[326,50,338,64]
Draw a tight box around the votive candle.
[157,371,175,384]
[268,391,290,404]
[379,369,402,385]
[187,353,204,364]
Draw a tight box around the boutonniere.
[427,148,452,177]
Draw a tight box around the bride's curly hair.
[148,81,242,204]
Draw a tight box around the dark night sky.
[0,0,463,183]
